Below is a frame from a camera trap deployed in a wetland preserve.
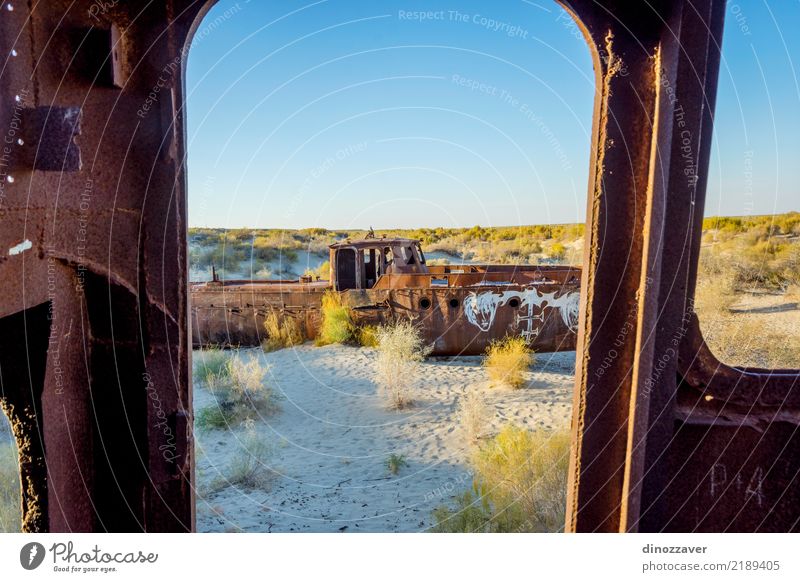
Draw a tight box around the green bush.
[262,312,303,352]
[196,355,281,431]
[356,325,379,348]
[385,454,408,475]
[193,348,230,388]
[203,423,276,495]
[315,291,354,345]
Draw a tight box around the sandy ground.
[194,345,575,533]
[728,291,800,340]
[699,290,800,368]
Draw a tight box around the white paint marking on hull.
[463,288,580,338]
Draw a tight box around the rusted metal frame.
[564,0,680,532]
[625,0,728,532]
[0,0,201,531]
[618,1,689,532]
[668,0,799,532]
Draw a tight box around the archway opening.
[186,0,594,532]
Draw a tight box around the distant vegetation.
[188,222,587,277]
[697,212,800,368]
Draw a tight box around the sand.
[194,345,575,533]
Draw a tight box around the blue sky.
[186,0,799,229]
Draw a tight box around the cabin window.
[404,247,416,265]
[383,247,394,271]
[335,248,358,291]
[417,244,426,265]
[362,248,377,289]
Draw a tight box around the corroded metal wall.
[0,0,797,532]
[0,0,196,531]
[563,0,800,532]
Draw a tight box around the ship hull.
[191,265,581,356]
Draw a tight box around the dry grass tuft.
[203,422,276,495]
[700,314,800,369]
[193,347,230,389]
[456,389,491,443]
[432,425,570,532]
[196,353,281,430]
[356,325,379,348]
[262,312,303,352]
[385,453,408,475]
[484,336,533,389]
[316,290,354,345]
[375,320,432,409]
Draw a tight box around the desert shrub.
[0,434,20,532]
[431,490,493,533]
[432,426,570,533]
[484,336,533,389]
[786,284,800,304]
[193,347,230,388]
[316,291,354,345]
[694,253,737,316]
[308,260,330,281]
[262,312,303,352]
[196,355,280,430]
[525,240,544,255]
[701,314,800,369]
[204,422,276,494]
[375,321,432,409]
[356,325,379,348]
[456,389,491,443]
[548,242,567,261]
[385,454,408,475]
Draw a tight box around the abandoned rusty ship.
[191,233,581,355]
